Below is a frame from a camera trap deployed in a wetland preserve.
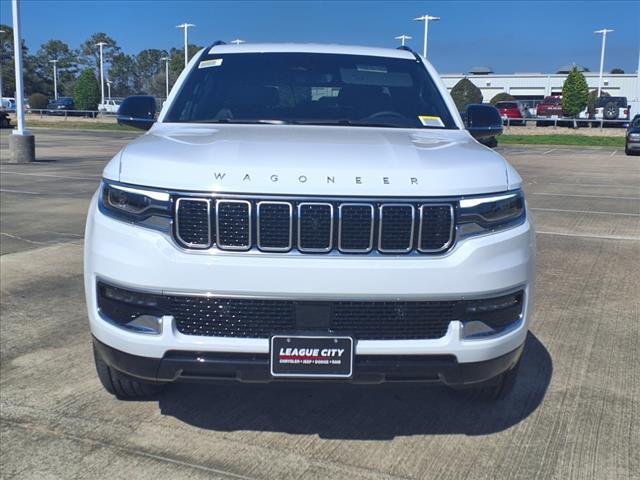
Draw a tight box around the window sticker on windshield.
[418,115,445,127]
[356,64,388,74]
[199,58,223,69]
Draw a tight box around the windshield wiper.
[292,119,403,128]
[188,118,291,125]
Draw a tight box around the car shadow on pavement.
[158,332,551,439]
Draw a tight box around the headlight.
[99,181,172,228]
[457,189,526,238]
[628,133,640,141]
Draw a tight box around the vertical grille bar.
[378,204,415,253]
[257,201,293,252]
[338,203,375,253]
[175,198,212,249]
[418,204,455,252]
[298,202,333,252]
[216,200,252,250]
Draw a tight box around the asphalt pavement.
[1,129,638,479]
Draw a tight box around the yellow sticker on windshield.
[418,115,444,127]
[199,58,223,69]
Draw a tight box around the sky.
[1,0,639,74]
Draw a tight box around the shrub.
[74,69,100,111]
[561,67,589,117]
[450,78,482,112]
[28,93,48,109]
[490,92,516,105]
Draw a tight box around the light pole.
[394,35,412,47]
[413,14,440,59]
[594,28,614,98]
[49,59,58,100]
[0,29,5,101]
[9,0,35,163]
[161,56,170,98]
[106,79,112,100]
[230,38,245,45]
[176,23,195,69]
[96,41,108,106]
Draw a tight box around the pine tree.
[74,69,100,111]
[561,67,589,122]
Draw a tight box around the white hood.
[110,123,513,196]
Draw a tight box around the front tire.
[452,356,521,401]
[93,345,165,398]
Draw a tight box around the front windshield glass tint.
[165,52,457,129]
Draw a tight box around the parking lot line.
[0,188,41,195]
[531,207,640,217]
[541,182,640,189]
[532,192,640,201]
[536,230,639,241]
[0,170,100,181]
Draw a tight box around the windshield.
[164,52,457,129]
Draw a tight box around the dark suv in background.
[625,114,640,155]
[46,97,77,115]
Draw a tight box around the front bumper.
[85,193,535,365]
[93,336,524,386]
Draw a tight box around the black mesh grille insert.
[258,202,291,250]
[419,205,453,251]
[217,201,250,248]
[175,199,211,247]
[299,203,332,251]
[339,204,374,251]
[379,205,414,251]
[171,297,457,339]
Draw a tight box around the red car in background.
[536,96,563,126]
[495,101,525,126]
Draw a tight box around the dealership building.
[440,67,640,116]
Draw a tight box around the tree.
[450,78,483,112]
[0,24,39,96]
[135,49,167,92]
[77,32,120,74]
[28,92,48,109]
[108,53,137,96]
[74,68,100,110]
[490,92,516,105]
[561,67,589,123]
[33,39,78,97]
[610,68,624,74]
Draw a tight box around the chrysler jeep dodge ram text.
[85,43,535,401]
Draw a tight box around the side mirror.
[117,95,156,130]
[465,104,503,140]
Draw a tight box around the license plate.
[270,335,353,378]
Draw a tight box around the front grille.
[170,296,458,340]
[174,195,455,255]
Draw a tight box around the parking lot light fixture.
[594,28,614,98]
[413,14,440,59]
[49,59,58,100]
[96,41,108,106]
[230,38,245,45]
[176,23,195,69]
[395,34,412,47]
[0,29,6,100]
[161,56,170,98]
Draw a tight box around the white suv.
[85,43,535,401]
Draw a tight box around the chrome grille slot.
[175,198,211,248]
[418,204,454,252]
[172,194,456,255]
[378,204,415,253]
[338,204,374,252]
[298,202,333,252]
[257,201,292,251]
[216,200,251,250]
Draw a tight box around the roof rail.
[397,45,422,63]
